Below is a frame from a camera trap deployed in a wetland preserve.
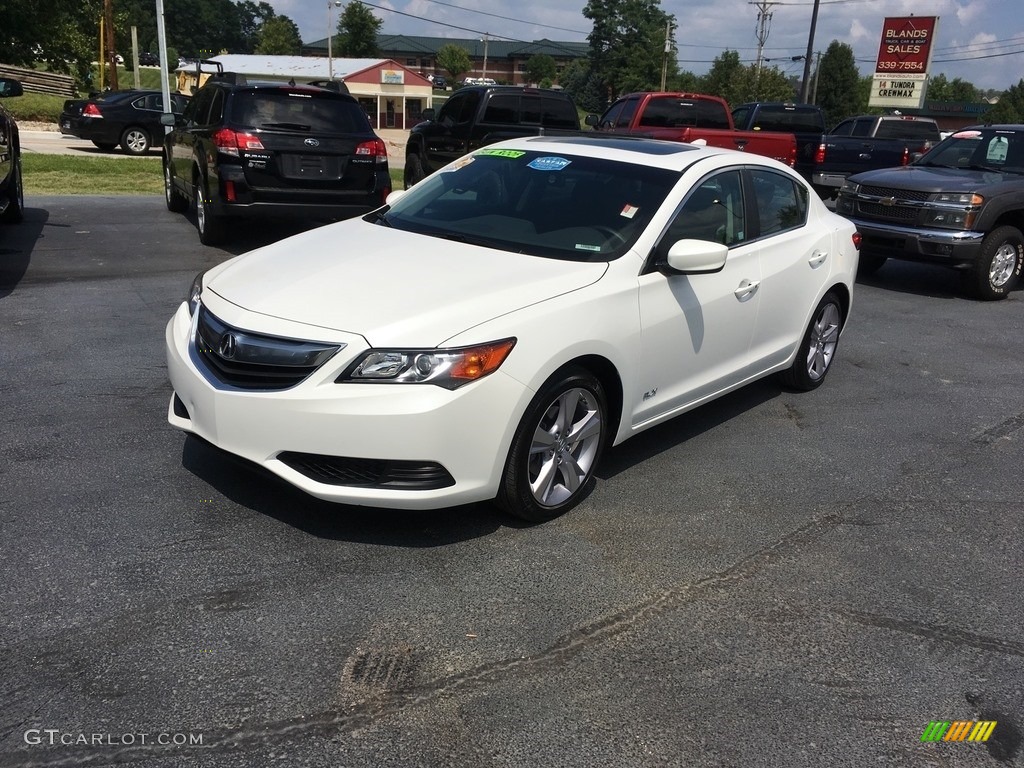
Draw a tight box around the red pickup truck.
[586,92,797,168]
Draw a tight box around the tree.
[237,1,278,54]
[584,0,677,99]
[983,79,1024,123]
[256,16,301,55]
[337,1,381,58]
[699,50,746,105]
[560,58,605,113]
[815,40,861,127]
[925,73,980,103]
[749,65,796,103]
[525,54,557,86]
[436,44,472,82]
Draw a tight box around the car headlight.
[186,271,205,317]
[339,339,516,390]
[929,192,983,206]
[839,180,860,196]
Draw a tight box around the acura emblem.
[304,138,320,147]
[218,333,237,359]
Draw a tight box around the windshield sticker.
[477,149,526,158]
[575,243,602,252]
[527,156,572,172]
[441,156,476,172]
[620,204,639,219]
[952,130,982,140]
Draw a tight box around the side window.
[750,169,807,236]
[830,120,854,137]
[455,91,480,124]
[436,94,466,126]
[598,100,626,129]
[207,88,225,125]
[656,170,746,259]
[851,119,873,137]
[183,88,212,125]
[172,95,190,114]
[615,97,641,128]
[136,94,156,111]
[482,94,517,124]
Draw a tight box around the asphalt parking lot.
[1,196,1023,767]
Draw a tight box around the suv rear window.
[232,91,371,133]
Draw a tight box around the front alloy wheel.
[497,368,607,523]
[780,291,843,391]
[968,225,1023,300]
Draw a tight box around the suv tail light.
[83,103,102,118]
[787,144,797,168]
[355,138,388,164]
[212,127,265,156]
[900,146,909,166]
[815,143,826,165]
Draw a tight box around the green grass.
[22,154,405,196]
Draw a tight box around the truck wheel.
[857,253,887,276]
[404,154,425,189]
[967,225,1023,301]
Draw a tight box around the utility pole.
[659,20,671,92]
[481,34,489,80]
[104,0,118,90]
[750,0,775,78]
[799,0,820,103]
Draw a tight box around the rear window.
[638,98,730,130]
[875,119,940,141]
[744,107,825,133]
[232,91,370,133]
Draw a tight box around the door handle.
[734,279,760,300]
[808,250,828,267]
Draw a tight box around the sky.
[270,0,1024,93]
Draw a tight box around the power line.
[414,0,589,37]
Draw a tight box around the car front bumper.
[165,302,530,509]
[845,217,986,267]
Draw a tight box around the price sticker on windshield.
[477,149,526,158]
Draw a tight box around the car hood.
[205,220,609,347]
[848,164,1012,192]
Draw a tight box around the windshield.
[380,150,679,261]
[916,128,1024,173]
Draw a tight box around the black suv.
[0,77,24,225]
[162,76,391,245]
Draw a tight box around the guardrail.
[0,64,77,98]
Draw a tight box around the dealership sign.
[869,16,939,109]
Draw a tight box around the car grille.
[277,452,456,490]
[194,307,343,390]
[857,201,919,221]
[859,185,930,202]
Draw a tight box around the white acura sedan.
[166,136,860,522]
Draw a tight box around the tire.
[120,126,151,155]
[164,159,187,213]
[403,153,425,189]
[857,253,887,276]
[966,225,1023,301]
[91,140,117,151]
[0,157,24,224]
[779,291,843,391]
[195,173,226,246]
[495,367,608,523]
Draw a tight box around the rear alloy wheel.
[779,291,843,391]
[195,174,226,246]
[496,368,607,523]
[967,225,1023,300]
[120,126,151,155]
[403,153,425,189]
[164,160,187,213]
[0,157,24,224]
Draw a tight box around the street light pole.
[327,0,341,81]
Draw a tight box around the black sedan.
[60,90,190,155]
[0,76,24,225]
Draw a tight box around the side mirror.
[0,78,24,98]
[159,112,177,127]
[584,114,599,127]
[663,239,728,274]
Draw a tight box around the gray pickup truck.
[813,114,940,199]
[836,124,1024,300]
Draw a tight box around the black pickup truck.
[731,102,827,182]
[836,124,1024,300]
[0,76,24,225]
[812,114,940,199]
[403,85,581,188]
